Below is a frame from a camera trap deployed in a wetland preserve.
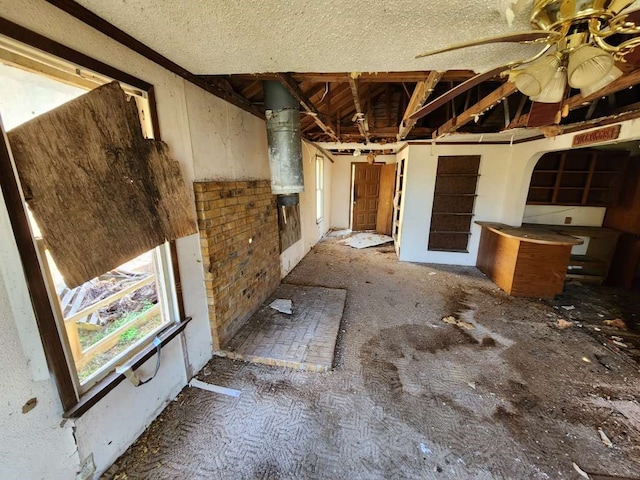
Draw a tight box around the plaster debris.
[269,299,293,314]
[561,305,576,311]
[573,462,590,479]
[341,232,393,249]
[419,443,433,455]
[556,319,574,329]
[603,318,627,330]
[189,379,241,398]
[21,397,37,414]
[598,427,613,447]
[326,229,352,238]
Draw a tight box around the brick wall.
[194,180,280,350]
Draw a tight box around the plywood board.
[8,82,197,287]
[278,203,301,253]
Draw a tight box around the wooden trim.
[0,125,78,410]
[43,0,264,119]
[0,16,151,91]
[63,317,192,418]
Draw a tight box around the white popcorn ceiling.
[74,0,544,74]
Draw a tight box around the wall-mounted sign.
[572,124,621,147]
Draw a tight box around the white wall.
[329,154,396,230]
[280,142,333,277]
[0,1,269,478]
[399,143,509,265]
[398,120,640,266]
[522,205,606,226]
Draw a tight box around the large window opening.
[0,51,179,394]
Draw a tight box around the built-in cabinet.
[527,150,628,206]
[428,155,480,252]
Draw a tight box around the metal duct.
[263,81,304,195]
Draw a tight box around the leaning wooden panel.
[8,82,197,287]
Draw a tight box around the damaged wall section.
[195,180,280,349]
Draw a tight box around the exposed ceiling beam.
[302,139,335,163]
[398,71,443,140]
[435,82,518,137]
[202,71,476,84]
[348,75,370,143]
[45,0,264,119]
[409,66,507,122]
[274,73,339,141]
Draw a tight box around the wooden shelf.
[526,150,628,207]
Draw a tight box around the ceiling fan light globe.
[513,53,561,97]
[531,69,567,103]
[567,45,615,89]
[580,66,623,97]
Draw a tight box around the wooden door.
[352,163,381,231]
[375,163,396,235]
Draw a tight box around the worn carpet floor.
[104,238,640,480]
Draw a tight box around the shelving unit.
[526,150,628,206]
[429,155,480,252]
[392,157,405,244]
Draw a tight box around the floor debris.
[340,232,393,249]
[326,228,352,238]
[419,443,432,455]
[189,379,241,398]
[573,462,590,478]
[269,298,293,314]
[562,305,576,311]
[604,318,628,330]
[556,319,574,329]
[598,427,614,448]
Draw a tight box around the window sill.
[63,317,192,418]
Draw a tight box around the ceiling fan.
[412,0,640,124]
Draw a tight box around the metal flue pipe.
[263,81,304,199]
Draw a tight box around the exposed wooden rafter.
[435,82,518,137]
[398,71,443,140]
[348,75,370,143]
[274,73,339,141]
[201,71,476,84]
[409,66,507,122]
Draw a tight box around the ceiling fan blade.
[415,30,562,59]
[409,66,507,121]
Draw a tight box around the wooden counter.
[476,222,583,299]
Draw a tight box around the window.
[315,155,324,223]
[0,44,181,404]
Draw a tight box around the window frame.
[0,20,189,416]
[315,154,324,223]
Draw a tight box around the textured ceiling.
[74,0,543,74]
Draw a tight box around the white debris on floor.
[269,298,293,314]
[341,232,393,249]
[326,229,352,238]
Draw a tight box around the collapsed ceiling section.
[201,70,640,145]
